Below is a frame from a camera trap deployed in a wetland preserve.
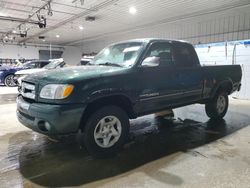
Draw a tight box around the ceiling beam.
[45,1,96,11]
[0,16,40,25]
[18,0,119,43]
[0,0,77,16]
[2,0,53,40]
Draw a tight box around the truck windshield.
[91,42,144,67]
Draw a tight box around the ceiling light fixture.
[56,34,60,38]
[85,16,95,22]
[129,7,137,15]
[12,30,17,33]
[79,26,84,30]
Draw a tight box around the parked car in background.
[77,56,94,66]
[14,58,67,89]
[0,60,50,87]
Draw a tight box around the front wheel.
[205,92,229,119]
[83,105,129,158]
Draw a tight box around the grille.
[21,82,36,100]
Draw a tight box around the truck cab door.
[135,42,183,114]
[172,42,203,102]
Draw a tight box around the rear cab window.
[173,42,200,67]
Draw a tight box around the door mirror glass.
[141,56,160,67]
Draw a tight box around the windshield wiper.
[98,62,123,67]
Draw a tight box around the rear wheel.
[4,74,16,87]
[205,91,228,119]
[82,105,129,158]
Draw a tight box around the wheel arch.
[79,94,136,130]
[211,79,233,98]
[4,73,14,78]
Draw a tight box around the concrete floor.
[0,87,250,188]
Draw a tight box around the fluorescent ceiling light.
[79,26,84,30]
[129,7,137,15]
[0,12,7,17]
[12,30,17,33]
[56,34,60,38]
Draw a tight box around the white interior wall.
[81,6,250,53]
[0,44,82,65]
[0,45,40,59]
[62,46,82,65]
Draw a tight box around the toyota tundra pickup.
[16,39,242,157]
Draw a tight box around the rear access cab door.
[172,42,204,102]
[136,41,203,115]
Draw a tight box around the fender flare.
[85,88,135,104]
[210,78,233,98]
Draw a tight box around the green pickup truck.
[17,39,242,157]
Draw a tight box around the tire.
[47,135,65,142]
[47,135,75,143]
[47,136,62,142]
[4,74,16,87]
[205,91,228,119]
[83,105,129,158]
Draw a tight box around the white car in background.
[14,58,67,89]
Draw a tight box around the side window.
[35,62,41,68]
[27,62,37,68]
[142,42,174,67]
[40,61,49,68]
[175,43,199,67]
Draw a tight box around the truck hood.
[24,66,127,83]
[15,68,46,75]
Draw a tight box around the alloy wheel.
[94,116,122,148]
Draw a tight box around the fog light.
[38,121,51,132]
[45,122,51,131]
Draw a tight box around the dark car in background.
[0,60,50,87]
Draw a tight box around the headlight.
[40,84,74,99]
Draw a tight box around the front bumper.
[16,96,86,136]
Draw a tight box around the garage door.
[39,50,63,60]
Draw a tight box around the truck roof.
[114,38,190,45]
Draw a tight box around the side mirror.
[141,56,160,67]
